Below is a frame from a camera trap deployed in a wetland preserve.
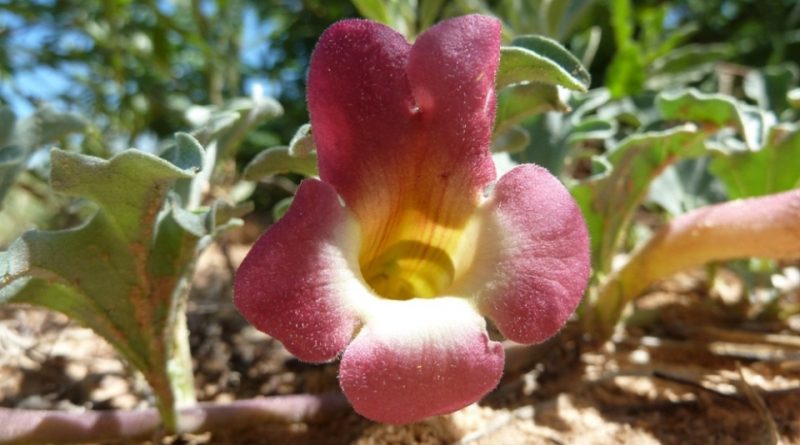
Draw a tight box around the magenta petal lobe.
[407,14,502,196]
[460,165,591,344]
[339,298,504,424]
[233,179,361,363]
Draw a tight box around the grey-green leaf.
[658,88,774,150]
[710,124,800,199]
[497,35,591,91]
[50,149,194,243]
[571,125,707,272]
[160,132,205,173]
[0,146,241,429]
[243,146,319,181]
[494,82,567,136]
[288,123,316,157]
[492,126,530,154]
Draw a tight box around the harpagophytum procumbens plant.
[1,12,799,443]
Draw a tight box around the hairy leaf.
[658,88,775,150]
[494,82,566,136]
[243,146,319,180]
[497,35,591,91]
[571,125,706,273]
[0,134,241,430]
[710,124,800,199]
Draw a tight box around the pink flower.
[235,14,590,424]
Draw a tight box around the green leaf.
[571,125,707,273]
[647,43,733,89]
[744,64,799,115]
[0,142,241,430]
[648,157,726,215]
[494,82,567,136]
[610,0,633,47]
[567,118,618,143]
[710,124,800,199]
[0,146,23,205]
[243,146,319,180]
[545,0,595,41]
[287,123,316,157]
[187,97,283,160]
[605,45,646,98]
[511,113,570,175]
[497,35,591,91]
[491,126,530,154]
[216,97,283,159]
[419,0,444,31]
[650,43,733,76]
[658,88,774,150]
[160,132,204,173]
[50,149,194,243]
[272,196,294,222]
[351,0,391,24]
[351,0,416,37]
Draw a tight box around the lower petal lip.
[338,297,505,424]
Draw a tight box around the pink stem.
[594,189,800,337]
[0,393,348,444]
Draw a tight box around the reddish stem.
[0,393,349,444]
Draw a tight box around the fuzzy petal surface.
[339,298,504,424]
[308,16,502,299]
[454,165,591,344]
[233,180,362,362]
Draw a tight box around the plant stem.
[593,189,800,340]
[0,393,348,445]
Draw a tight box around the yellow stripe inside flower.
[359,207,481,300]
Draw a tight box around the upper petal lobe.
[308,16,503,271]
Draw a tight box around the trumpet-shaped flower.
[235,14,590,424]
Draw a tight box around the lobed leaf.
[497,35,591,91]
[658,88,775,150]
[0,134,242,430]
[571,125,707,273]
[244,124,320,181]
[243,146,319,180]
[710,124,800,199]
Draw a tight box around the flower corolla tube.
[235,14,590,424]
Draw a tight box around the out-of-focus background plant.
[1,0,800,442]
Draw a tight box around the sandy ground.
[2,243,800,444]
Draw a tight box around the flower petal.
[233,179,361,362]
[308,15,502,301]
[339,297,504,424]
[307,18,415,218]
[407,14,501,196]
[455,165,590,344]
